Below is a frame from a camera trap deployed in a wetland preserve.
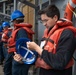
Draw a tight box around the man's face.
[12,20,18,28]
[40,14,57,29]
[3,26,9,30]
[13,20,17,24]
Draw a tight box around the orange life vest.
[2,28,12,42]
[7,23,35,53]
[36,18,76,69]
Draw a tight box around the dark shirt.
[16,28,28,40]
[40,29,76,75]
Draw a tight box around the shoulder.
[17,28,28,36]
[61,28,74,37]
[18,28,27,33]
[19,28,26,31]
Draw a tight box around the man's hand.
[27,42,43,55]
[13,52,23,63]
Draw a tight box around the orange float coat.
[7,23,35,53]
[2,28,12,42]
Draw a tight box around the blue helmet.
[2,22,10,28]
[16,38,38,64]
[11,10,24,21]
[0,26,3,32]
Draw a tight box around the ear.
[53,15,58,22]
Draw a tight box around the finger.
[27,41,30,45]
[14,52,17,55]
[27,42,30,48]
[26,42,29,46]
[27,45,29,48]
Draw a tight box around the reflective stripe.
[69,0,76,8]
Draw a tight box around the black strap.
[41,37,54,44]
[9,45,15,48]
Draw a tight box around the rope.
[67,0,76,17]
[39,0,42,10]
[73,56,76,61]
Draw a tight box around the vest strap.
[42,37,54,44]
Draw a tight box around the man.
[26,5,76,75]
[4,10,35,75]
[2,22,12,59]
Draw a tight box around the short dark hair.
[38,5,60,20]
[12,17,24,24]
